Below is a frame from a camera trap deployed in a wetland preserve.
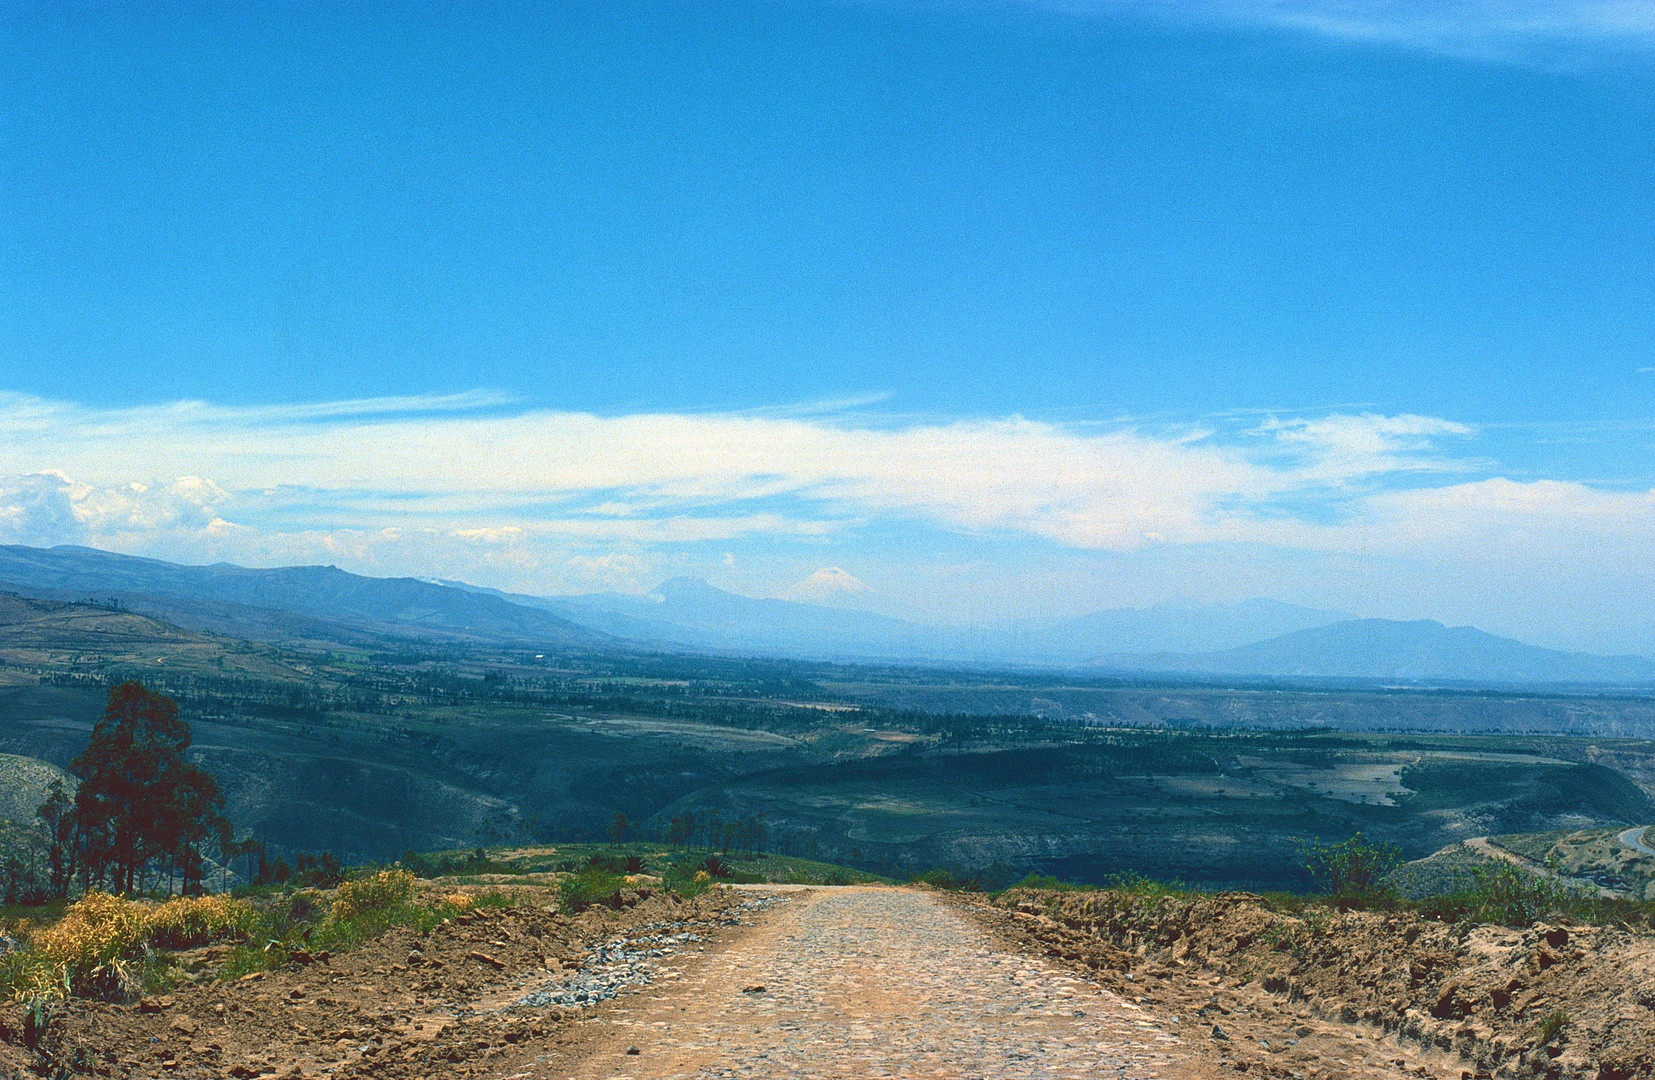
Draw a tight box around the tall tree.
[35,779,77,898]
[71,682,229,894]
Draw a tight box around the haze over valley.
[5,542,1652,688]
[0,540,1652,896]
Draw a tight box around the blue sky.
[2,1,1654,653]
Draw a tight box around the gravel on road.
[551,886,1227,1080]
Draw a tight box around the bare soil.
[950,888,1655,1080]
[7,885,1655,1080]
[0,885,751,1080]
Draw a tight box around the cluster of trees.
[253,849,346,888]
[664,809,766,854]
[30,682,239,897]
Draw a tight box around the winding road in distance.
[1620,825,1655,857]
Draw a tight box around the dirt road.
[6,884,1482,1079]
[554,885,1227,1080]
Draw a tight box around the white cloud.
[564,552,658,592]
[0,470,230,548]
[0,391,1651,646]
[0,394,1583,558]
[0,472,88,547]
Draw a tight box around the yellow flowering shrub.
[0,891,260,1001]
[146,894,259,950]
[328,869,415,921]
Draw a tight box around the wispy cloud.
[0,392,1650,633]
[1043,0,1655,61]
[0,394,1459,552]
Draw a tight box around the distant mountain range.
[0,544,608,649]
[0,543,1651,685]
[433,575,956,659]
[990,598,1351,660]
[435,579,1353,664]
[1095,619,1655,685]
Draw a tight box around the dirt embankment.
[955,888,1655,1080]
[0,886,750,1080]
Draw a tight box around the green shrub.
[467,888,515,911]
[913,868,952,889]
[1006,872,1084,892]
[1103,871,1186,898]
[1537,1009,1570,1043]
[662,868,710,899]
[695,855,733,880]
[1299,833,1402,907]
[1468,864,1572,926]
[1417,863,1576,927]
[215,945,276,981]
[304,870,433,956]
[912,867,982,891]
[559,869,628,913]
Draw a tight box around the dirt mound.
[0,885,748,1079]
[956,888,1655,1079]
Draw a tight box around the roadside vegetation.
[0,869,517,1001]
[915,832,1655,932]
[0,839,884,1003]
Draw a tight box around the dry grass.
[327,869,415,921]
[0,892,259,1001]
[3,871,526,1001]
[145,894,259,950]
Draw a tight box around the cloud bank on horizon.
[0,390,1650,654]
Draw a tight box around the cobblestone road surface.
[554,886,1219,1080]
